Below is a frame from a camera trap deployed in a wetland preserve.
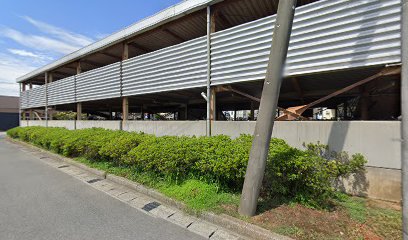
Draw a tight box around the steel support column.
[45,72,49,126]
[122,97,129,121]
[238,0,297,217]
[48,74,53,121]
[401,0,408,238]
[76,62,82,121]
[206,6,212,136]
[77,103,82,121]
[210,88,216,121]
[250,101,255,120]
[122,43,129,129]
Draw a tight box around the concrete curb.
[106,174,291,240]
[106,174,187,211]
[63,158,107,179]
[200,212,292,240]
[8,137,291,240]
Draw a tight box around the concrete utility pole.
[401,0,408,238]
[238,0,297,216]
[29,83,33,120]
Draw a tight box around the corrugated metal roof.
[16,0,223,83]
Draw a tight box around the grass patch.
[75,157,238,213]
[366,201,402,239]
[159,179,239,212]
[335,193,367,223]
[334,193,402,239]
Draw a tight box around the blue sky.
[0,0,180,96]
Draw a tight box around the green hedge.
[7,126,366,207]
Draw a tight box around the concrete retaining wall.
[213,121,401,170]
[20,120,29,127]
[338,166,401,202]
[76,120,121,130]
[123,121,206,136]
[27,120,47,127]
[47,120,76,130]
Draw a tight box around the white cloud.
[7,48,53,61]
[8,48,38,58]
[0,54,37,80]
[0,53,39,96]
[0,16,96,55]
[22,16,94,47]
[0,83,19,96]
[0,16,97,96]
[0,27,84,55]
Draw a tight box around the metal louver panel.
[21,0,402,107]
[76,62,121,102]
[26,85,46,108]
[47,76,75,106]
[121,36,208,96]
[210,0,402,85]
[20,91,29,110]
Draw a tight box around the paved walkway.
[0,132,206,240]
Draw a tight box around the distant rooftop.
[0,96,19,113]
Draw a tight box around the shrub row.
[7,126,366,206]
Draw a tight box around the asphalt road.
[0,133,204,240]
